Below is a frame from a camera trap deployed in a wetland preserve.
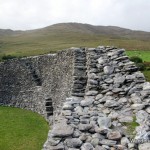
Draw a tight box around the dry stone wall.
[0,49,75,118]
[43,46,150,150]
[0,46,150,150]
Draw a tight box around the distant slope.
[0,22,150,59]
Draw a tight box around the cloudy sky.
[0,0,150,31]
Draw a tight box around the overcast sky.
[0,0,150,31]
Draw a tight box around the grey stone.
[107,130,122,140]
[81,143,94,150]
[91,138,99,147]
[81,98,94,107]
[104,100,120,107]
[139,143,150,150]
[94,145,106,150]
[97,57,106,64]
[131,104,145,110]
[49,137,61,146]
[136,110,149,124]
[48,142,64,150]
[97,117,111,128]
[118,116,133,123]
[86,90,98,96]
[95,94,103,100]
[114,76,125,84]
[145,107,150,114]
[99,139,117,146]
[121,137,130,147]
[64,138,82,148]
[51,123,74,137]
[78,124,93,131]
[143,82,150,90]
[103,66,114,74]
[63,103,74,110]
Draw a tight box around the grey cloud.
[0,0,150,31]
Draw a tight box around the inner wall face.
[0,49,74,118]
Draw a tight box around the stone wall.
[0,49,76,118]
[44,46,150,150]
[1,46,150,150]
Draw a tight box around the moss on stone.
[122,116,139,139]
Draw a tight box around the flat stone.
[139,143,150,150]
[94,145,106,150]
[121,137,130,147]
[107,130,122,140]
[81,98,94,107]
[49,137,61,146]
[131,104,145,110]
[81,143,94,150]
[98,117,111,128]
[48,142,64,150]
[118,116,133,123]
[100,139,117,146]
[145,107,150,113]
[114,76,125,84]
[136,110,149,124]
[95,94,103,100]
[64,138,82,148]
[104,100,120,107]
[51,123,74,137]
[143,82,150,90]
[104,66,114,75]
[86,90,98,96]
[97,57,106,64]
[63,103,74,110]
[78,124,92,131]
[91,138,99,147]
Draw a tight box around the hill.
[0,23,150,58]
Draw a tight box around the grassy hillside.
[0,23,150,60]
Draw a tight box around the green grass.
[126,50,150,62]
[0,106,49,150]
[142,70,150,82]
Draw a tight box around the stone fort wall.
[0,46,150,149]
[0,49,76,118]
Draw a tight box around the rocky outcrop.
[43,46,150,150]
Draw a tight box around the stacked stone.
[72,48,87,98]
[43,46,150,150]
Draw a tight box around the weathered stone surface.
[107,131,122,140]
[81,143,94,150]
[86,90,98,96]
[145,107,150,114]
[136,110,149,124]
[78,124,93,131]
[48,142,64,150]
[103,66,114,74]
[138,143,150,150]
[51,123,74,137]
[81,98,94,107]
[131,104,145,110]
[64,138,82,148]
[98,117,111,128]
[100,139,117,146]
[1,46,150,150]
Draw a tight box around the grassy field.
[126,50,150,62]
[0,106,49,150]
